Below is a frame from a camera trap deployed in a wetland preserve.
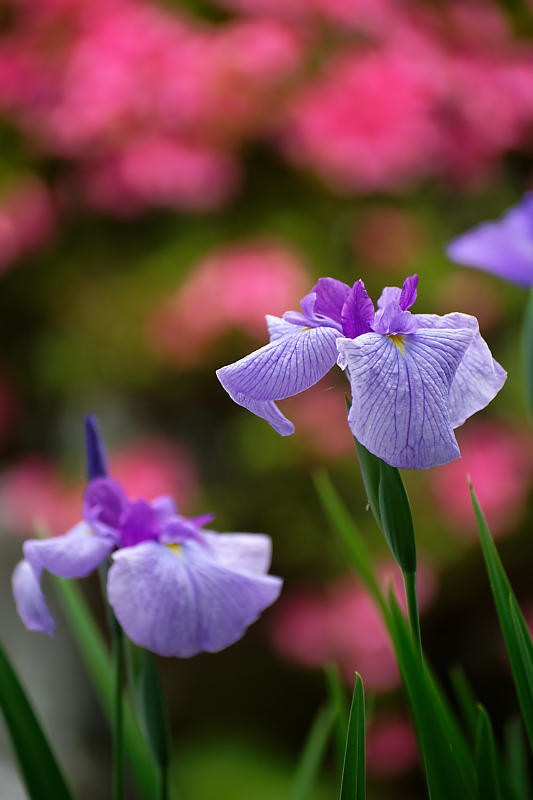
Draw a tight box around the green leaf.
[138,650,171,769]
[475,705,501,800]
[324,664,348,771]
[313,471,385,614]
[522,286,533,419]
[353,438,382,529]
[288,704,336,800]
[470,482,533,752]
[340,673,365,800]
[377,462,416,574]
[52,576,173,800]
[505,717,531,800]
[0,639,74,800]
[388,592,475,800]
[450,665,478,742]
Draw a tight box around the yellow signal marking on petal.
[166,544,181,556]
[388,334,406,355]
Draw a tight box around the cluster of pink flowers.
[0,0,532,240]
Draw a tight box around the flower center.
[388,333,405,355]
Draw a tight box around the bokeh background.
[0,0,533,797]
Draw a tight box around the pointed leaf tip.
[85,415,108,481]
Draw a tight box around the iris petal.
[415,313,506,428]
[202,532,272,574]
[217,326,339,434]
[338,327,475,469]
[12,560,54,635]
[107,541,282,657]
[447,195,533,287]
[24,521,115,579]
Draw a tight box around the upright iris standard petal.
[447,195,533,287]
[12,560,55,635]
[85,415,108,480]
[341,280,375,339]
[83,477,128,539]
[338,327,475,469]
[415,313,507,427]
[216,325,339,435]
[23,521,117,579]
[107,540,282,658]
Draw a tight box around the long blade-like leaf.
[377,462,416,575]
[313,471,385,614]
[340,673,365,800]
[288,704,336,800]
[138,650,170,769]
[388,593,475,800]
[52,576,172,800]
[470,482,533,751]
[324,663,348,771]
[475,705,501,800]
[450,665,478,742]
[505,717,532,800]
[0,639,74,800]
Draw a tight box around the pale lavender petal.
[338,327,475,469]
[107,541,282,657]
[377,286,401,309]
[151,495,177,521]
[447,195,533,287]
[372,302,418,336]
[12,560,54,635]
[23,522,115,579]
[216,326,339,434]
[415,313,506,427]
[202,532,272,574]
[341,280,375,338]
[83,477,127,539]
[399,274,418,310]
[266,315,304,341]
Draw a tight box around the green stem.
[112,619,124,800]
[404,571,422,654]
[159,765,169,800]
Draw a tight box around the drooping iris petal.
[23,521,116,579]
[107,541,282,657]
[447,195,533,287]
[202,532,272,574]
[217,326,339,435]
[12,560,54,635]
[83,477,127,538]
[415,313,506,427]
[266,315,304,341]
[338,327,475,469]
[341,280,375,339]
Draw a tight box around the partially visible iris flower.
[447,194,533,287]
[217,274,505,469]
[12,428,282,657]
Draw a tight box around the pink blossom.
[0,457,81,535]
[0,177,55,272]
[430,421,533,537]
[283,49,441,192]
[282,379,354,459]
[366,714,418,776]
[270,566,436,690]
[147,241,309,366]
[80,138,239,215]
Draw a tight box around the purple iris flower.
[447,194,533,287]
[216,274,506,469]
[12,471,282,658]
